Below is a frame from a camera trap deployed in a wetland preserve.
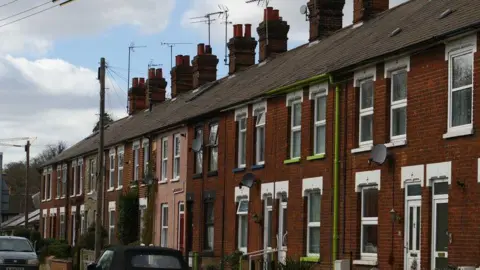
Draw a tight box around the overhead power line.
[0,0,21,9]
[0,0,76,29]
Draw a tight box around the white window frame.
[360,186,378,260]
[306,191,321,257]
[56,166,61,199]
[62,164,67,197]
[253,102,266,165]
[444,34,476,138]
[309,83,328,156]
[71,209,76,246]
[47,167,52,200]
[143,140,150,178]
[173,134,181,180]
[208,123,219,172]
[286,90,303,159]
[133,141,140,181]
[89,158,96,193]
[71,161,77,196]
[237,199,249,253]
[161,204,168,247]
[42,214,47,237]
[358,78,374,147]
[59,212,65,240]
[109,149,115,190]
[80,210,86,235]
[194,126,203,174]
[161,137,168,182]
[237,114,247,168]
[108,210,115,244]
[77,159,83,196]
[43,170,48,201]
[117,147,124,189]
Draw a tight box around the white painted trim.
[235,186,250,202]
[62,164,67,169]
[80,205,85,212]
[109,201,116,211]
[47,166,53,173]
[302,176,323,196]
[444,33,477,61]
[426,161,451,186]
[275,181,289,198]
[109,148,116,155]
[260,181,289,199]
[261,183,274,199]
[252,101,267,115]
[234,106,249,121]
[401,165,424,188]
[139,197,148,207]
[72,160,77,166]
[42,209,48,215]
[133,140,141,149]
[117,145,125,153]
[60,207,65,213]
[286,90,303,107]
[142,138,149,147]
[308,82,329,100]
[353,65,376,87]
[71,206,76,212]
[355,170,381,192]
[57,164,61,170]
[384,55,411,78]
[478,158,480,183]
[50,208,57,216]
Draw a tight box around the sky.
[0,0,407,165]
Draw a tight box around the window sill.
[353,259,378,266]
[351,145,372,153]
[107,188,115,192]
[443,127,474,139]
[116,186,123,191]
[193,173,203,179]
[158,180,168,185]
[76,193,82,197]
[232,167,246,173]
[251,164,265,171]
[200,251,214,257]
[306,154,325,161]
[300,256,320,262]
[207,171,218,177]
[284,157,301,164]
[385,139,406,148]
[171,178,180,183]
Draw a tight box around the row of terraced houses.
[38,0,480,269]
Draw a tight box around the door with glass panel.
[432,181,449,270]
[263,196,273,270]
[277,197,287,265]
[404,184,421,270]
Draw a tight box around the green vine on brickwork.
[141,158,157,245]
[117,187,140,245]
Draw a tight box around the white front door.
[432,181,449,270]
[405,199,421,269]
[277,199,287,265]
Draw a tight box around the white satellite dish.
[300,5,308,15]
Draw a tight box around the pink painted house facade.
[154,127,189,251]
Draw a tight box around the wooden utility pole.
[24,140,30,228]
[94,57,106,260]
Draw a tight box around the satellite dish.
[191,137,203,153]
[369,144,388,165]
[239,173,256,189]
[300,5,308,15]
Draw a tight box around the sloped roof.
[43,0,480,167]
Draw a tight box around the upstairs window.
[143,140,150,177]
[56,166,61,198]
[62,165,67,196]
[109,150,115,189]
[390,70,407,140]
[286,91,303,159]
[208,123,219,172]
[77,160,83,195]
[194,127,203,174]
[253,105,266,165]
[71,162,77,196]
[89,158,96,193]
[117,148,124,188]
[359,79,374,146]
[161,138,168,181]
[235,108,248,168]
[133,142,140,181]
[310,84,327,156]
[173,134,181,180]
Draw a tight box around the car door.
[126,249,188,270]
[97,250,115,270]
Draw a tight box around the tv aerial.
[239,173,257,189]
[300,5,310,21]
[218,4,232,66]
[160,42,193,70]
[246,0,271,45]
[190,10,224,46]
[368,144,389,165]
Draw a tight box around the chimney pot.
[175,55,183,66]
[133,77,139,87]
[205,45,212,54]
[148,68,155,79]
[139,78,145,86]
[197,43,205,55]
[238,24,243,37]
[155,68,163,78]
[244,24,252,37]
[307,0,345,41]
[264,7,274,21]
[257,6,290,62]
[354,0,389,23]
[182,55,190,66]
[273,9,280,20]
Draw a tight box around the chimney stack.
[256,7,290,62]
[146,68,167,109]
[128,77,147,115]
[171,55,193,98]
[192,43,219,89]
[307,0,345,41]
[353,0,389,24]
[227,24,258,75]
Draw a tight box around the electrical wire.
[0,1,50,23]
[0,0,20,9]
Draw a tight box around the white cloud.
[0,55,127,165]
[183,0,409,45]
[0,0,176,54]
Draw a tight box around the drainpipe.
[331,76,341,268]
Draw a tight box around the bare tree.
[92,112,114,133]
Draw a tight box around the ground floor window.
[360,187,378,259]
[108,210,115,244]
[204,201,214,251]
[161,204,168,247]
[307,191,321,256]
[59,213,65,240]
[237,200,249,253]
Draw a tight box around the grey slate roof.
[43,0,480,167]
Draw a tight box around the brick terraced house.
[38,0,480,269]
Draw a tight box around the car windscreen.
[0,238,33,252]
[126,250,185,269]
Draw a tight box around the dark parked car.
[87,246,188,270]
[0,236,39,270]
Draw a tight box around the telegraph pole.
[94,57,106,260]
[24,140,30,228]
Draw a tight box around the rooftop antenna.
[246,0,270,45]
[190,10,224,46]
[127,42,146,113]
[218,4,232,66]
[160,42,193,71]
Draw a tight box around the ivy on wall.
[117,187,140,245]
[141,159,158,245]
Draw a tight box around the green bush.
[13,227,31,239]
[223,250,243,270]
[47,243,71,259]
[77,223,107,250]
[117,189,140,245]
[278,257,315,270]
[128,240,141,246]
